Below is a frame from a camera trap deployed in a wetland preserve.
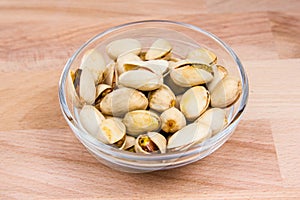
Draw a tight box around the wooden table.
[1,0,300,199]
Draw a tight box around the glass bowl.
[58,20,249,173]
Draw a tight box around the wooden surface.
[1,0,300,199]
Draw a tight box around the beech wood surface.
[0,0,300,199]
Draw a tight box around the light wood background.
[1,0,300,199]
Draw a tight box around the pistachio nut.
[148,84,176,112]
[210,76,242,108]
[123,110,161,136]
[79,105,105,137]
[207,65,228,92]
[145,38,172,60]
[118,70,163,91]
[102,61,118,89]
[195,108,228,135]
[160,107,186,133]
[167,122,212,151]
[98,118,126,144]
[135,132,167,154]
[123,59,169,76]
[79,49,106,84]
[94,84,112,108]
[106,38,141,60]
[163,73,188,95]
[180,86,210,121]
[122,135,136,150]
[78,68,96,104]
[187,47,217,65]
[116,53,142,75]
[99,87,148,117]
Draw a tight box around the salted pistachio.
[79,105,105,138]
[123,60,169,76]
[97,118,126,144]
[102,61,118,89]
[187,47,217,65]
[175,94,183,109]
[160,107,186,134]
[67,70,82,107]
[148,84,176,112]
[123,135,136,150]
[210,76,242,108]
[79,49,106,84]
[207,65,228,92]
[135,132,167,154]
[116,53,142,75]
[145,38,172,60]
[106,38,141,60]
[167,122,212,151]
[94,84,112,108]
[118,70,163,91]
[195,108,228,135]
[180,86,210,121]
[170,60,214,87]
[123,110,161,137]
[78,68,96,104]
[163,73,188,95]
[99,87,148,117]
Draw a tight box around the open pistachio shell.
[145,38,172,60]
[195,108,228,135]
[207,65,228,92]
[148,84,176,112]
[135,132,166,154]
[79,68,96,104]
[99,87,148,117]
[160,107,186,133]
[187,47,217,65]
[106,38,141,60]
[98,118,126,144]
[118,70,163,91]
[123,110,161,137]
[123,135,136,150]
[102,62,118,89]
[180,86,210,121]
[163,73,188,95]
[79,105,105,138]
[167,122,212,150]
[94,84,112,107]
[123,60,169,76]
[116,53,142,75]
[210,76,242,108]
[79,49,106,84]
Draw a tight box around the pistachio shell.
[148,84,176,112]
[98,118,126,144]
[106,38,141,60]
[180,86,210,121]
[94,84,112,106]
[163,73,188,95]
[170,61,214,87]
[123,135,136,150]
[135,132,167,154]
[195,108,228,135]
[160,107,186,133]
[67,70,81,107]
[79,49,106,84]
[99,87,148,117]
[116,53,142,75]
[103,62,118,88]
[79,105,105,137]
[123,110,161,136]
[210,76,242,108]
[207,65,228,92]
[175,94,183,109]
[79,68,96,104]
[123,60,169,75]
[145,39,172,60]
[167,122,212,150]
[118,70,163,91]
[187,47,217,65]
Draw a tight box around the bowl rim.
[58,19,249,161]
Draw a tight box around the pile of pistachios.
[69,38,242,154]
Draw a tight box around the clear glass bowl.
[58,20,249,173]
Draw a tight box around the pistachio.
[123,135,136,150]
[210,76,242,108]
[167,122,212,150]
[123,60,169,76]
[135,132,167,154]
[123,110,161,137]
[195,108,228,135]
[170,60,214,87]
[163,73,188,95]
[94,84,112,108]
[187,47,217,65]
[174,94,183,109]
[145,38,172,60]
[160,107,186,133]
[116,53,142,75]
[207,65,228,92]
[106,38,141,60]
[148,84,176,112]
[79,105,105,137]
[79,49,106,84]
[180,86,210,121]
[118,70,163,91]
[79,68,96,104]
[98,118,126,144]
[103,61,118,89]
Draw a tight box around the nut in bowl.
[59,20,249,173]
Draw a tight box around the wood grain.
[0,0,300,199]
